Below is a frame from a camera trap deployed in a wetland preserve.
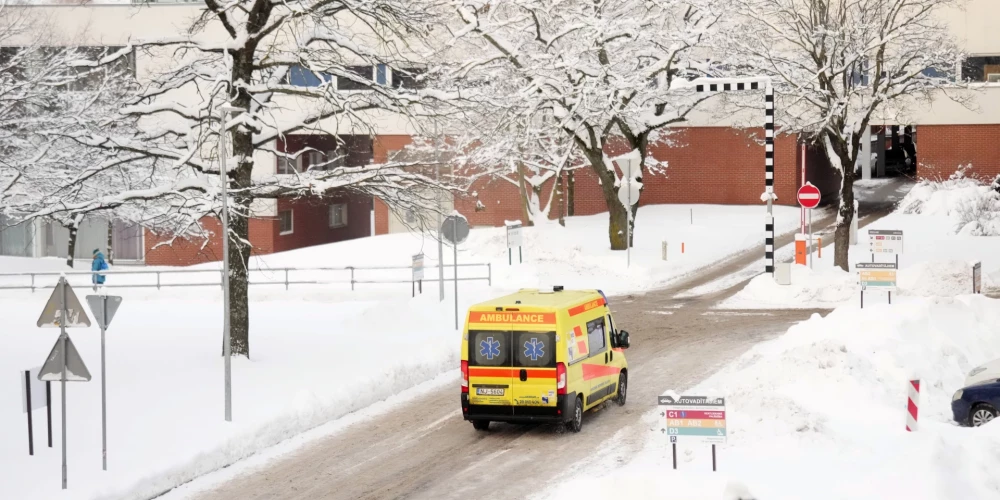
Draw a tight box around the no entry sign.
[797,184,821,209]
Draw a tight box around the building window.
[286,65,333,87]
[962,56,1000,83]
[392,67,426,89]
[329,203,348,228]
[337,66,374,90]
[277,155,299,174]
[278,210,293,235]
[376,64,388,85]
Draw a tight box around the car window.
[470,330,510,367]
[587,317,606,356]
[514,331,556,368]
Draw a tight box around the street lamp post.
[218,103,242,423]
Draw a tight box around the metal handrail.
[0,263,493,292]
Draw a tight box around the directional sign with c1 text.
[659,395,727,444]
[857,262,897,290]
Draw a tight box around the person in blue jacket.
[92,249,108,291]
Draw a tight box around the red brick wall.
[374,198,390,235]
[145,192,371,266]
[273,193,371,253]
[918,125,1000,182]
[373,135,414,163]
[144,217,276,266]
[452,127,805,227]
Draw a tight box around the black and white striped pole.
[692,77,775,274]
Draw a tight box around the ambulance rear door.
[468,327,514,411]
[511,329,558,411]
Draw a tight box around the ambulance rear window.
[470,330,511,366]
[514,331,556,368]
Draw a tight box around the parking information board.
[857,262,897,290]
[658,395,726,444]
[869,229,903,255]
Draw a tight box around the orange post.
[681,242,685,253]
[795,234,807,265]
[818,237,822,258]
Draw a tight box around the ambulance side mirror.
[618,330,631,349]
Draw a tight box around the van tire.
[472,420,490,431]
[616,373,627,406]
[567,396,583,433]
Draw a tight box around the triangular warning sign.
[86,295,123,330]
[38,335,91,382]
[36,280,91,328]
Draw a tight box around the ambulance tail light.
[556,362,567,395]
[461,360,469,393]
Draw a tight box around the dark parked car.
[952,381,1000,427]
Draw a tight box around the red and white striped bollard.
[906,379,920,432]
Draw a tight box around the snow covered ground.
[0,204,797,500]
[722,179,1000,309]
[536,295,1000,500]
[536,178,1000,500]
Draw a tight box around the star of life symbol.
[480,337,501,360]
[524,338,545,361]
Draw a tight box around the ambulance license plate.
[476,388,505,396]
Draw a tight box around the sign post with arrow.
[86,294,122,472]
[36,277,91,490]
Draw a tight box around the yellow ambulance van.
[460,287,631,432]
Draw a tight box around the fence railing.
[0,263,492,293]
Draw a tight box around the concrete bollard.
[662,241,668,261]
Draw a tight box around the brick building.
[2,2,999,266]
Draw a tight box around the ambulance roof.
[470,288,602,311]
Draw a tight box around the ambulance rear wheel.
[616,373,627,406]
[472,420,490,431]
[567,396,583,433]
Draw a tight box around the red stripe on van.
[581,363,621,381]
[568,297,606,317]
[469,367,557,379]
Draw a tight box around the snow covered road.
[160,195,904,500]
[179,300,824,500]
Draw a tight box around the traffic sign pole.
[100,298,107,471]
[60,282,68,490]
[809,208,813,269]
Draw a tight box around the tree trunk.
[583,153,627,250]
[225,159,253,358]
[223,44,261,359]
[567,171,575,217]
[107,220,114,265]
[556,173,566,227]
[515,162,533,226]
[65,223,77,268]
[834,147,856,272]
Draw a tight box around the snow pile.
[538,296,1000,500]
[897,260,985,297]
[0,203,800,500]
[898,171,1000,236]
[723,264,857,309]
[723,260,992,309]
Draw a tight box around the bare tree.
[448,0,728,250]
[728,0,964,270]
[0,32,152,266]
[47,0,472,357]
